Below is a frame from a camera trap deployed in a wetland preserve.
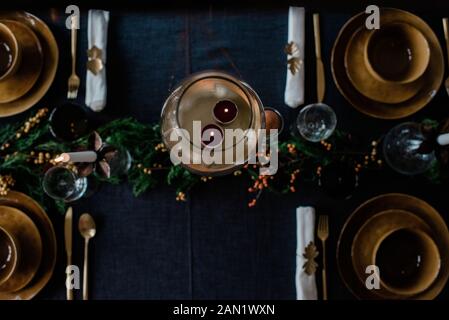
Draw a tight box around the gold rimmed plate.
[0,20,43,104]
[0,11,58,118]
[351,209,433,299]
[332,8,444,119]
[337,193,449,300]
[0,191,56,300]
[0,205,42,293]
[344,26,424,104]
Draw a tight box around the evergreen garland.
[0,108,445,213]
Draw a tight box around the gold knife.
[313,13,325,103]
[442,18,449,97]
[65,207,73,300]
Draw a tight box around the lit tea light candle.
[54,151,98,163]
[213,100,238,124]
[201,124,223,148]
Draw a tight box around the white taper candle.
[437,133,449,146]
[55,151,98,163]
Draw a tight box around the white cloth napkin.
[284,7,305,108]
[85,10,110,112]
[296,206,318,300]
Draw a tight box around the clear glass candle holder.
[296,103,337,142]
[42,165,88,202]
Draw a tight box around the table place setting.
[1,3,449,301]
[337,194,449,300]
[0,11,58,118]
[0,191,56,300]
[332,8,444,119]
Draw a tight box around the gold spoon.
[79,213,96,300]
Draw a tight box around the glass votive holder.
[49,103,91,142]
[42,165,88,202]
[296,103,337,142]
[99,145,133,177]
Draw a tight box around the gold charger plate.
[332,8,444,119]
[351,209,432,299]
[0,191,56,300]
[337,193,449,300]
[0,205,42,293]
[344,26,423,104]
[0,20,43,104]
[0,11,58,118]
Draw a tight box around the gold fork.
[317,215,329,300]
[67,16,80,99]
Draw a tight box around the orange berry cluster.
[351,140,383,173]
[286,143,297,155]
[320,140,332,151]
[176,191,186,202]
[248,199,257,207]
[247,174,274,207]
[356,140,383,170]
[248,175,269,193]
[289,169,300,193]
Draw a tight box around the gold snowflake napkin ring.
[302,241,319,275]
[87,45,104,75]
[284,41,303,75]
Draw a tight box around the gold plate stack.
[0,191,56,300]
[332,8,444,119]
[337,193,449,299]
[0,11,58,118]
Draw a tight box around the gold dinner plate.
[0,191,56,300]
[0,206,42,293]
[0,11,58,118]
[344,27,423,104]
[332,8,444,119]
[0,20,43,104]
[337,193,449,299]
[351,209,433,299]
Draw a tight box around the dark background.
[1,0,449,299]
